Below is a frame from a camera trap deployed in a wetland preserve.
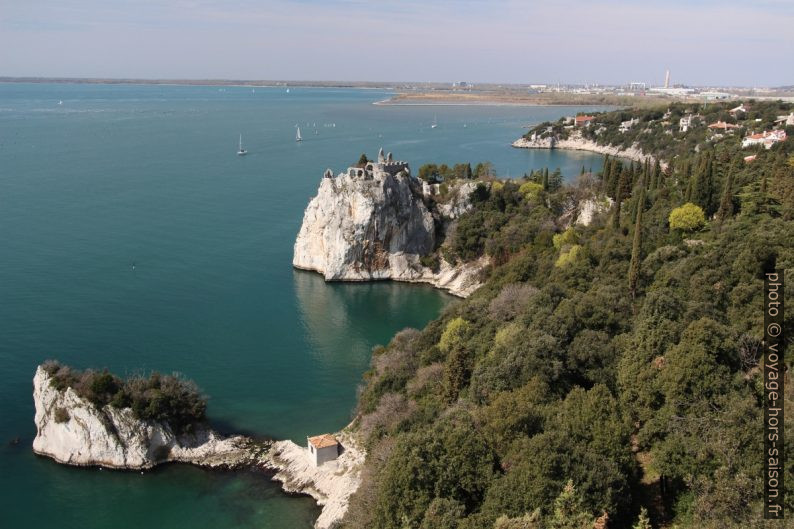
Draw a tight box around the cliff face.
[512,132,659,166]
[293,168,485,297]
[32,367,258,470]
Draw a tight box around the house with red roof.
[742,129,787,149]
[575,115,595,127]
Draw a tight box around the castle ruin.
[324,147,410,179]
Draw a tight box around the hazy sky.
[1,0,792,86]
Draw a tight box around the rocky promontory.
[293,149,486,297]
[512,131,657,165]
[32,365,263,470]
[32,362,364,528]
[266,431,365,529]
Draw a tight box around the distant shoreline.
[0,77,398,90]
[372,99,585,107]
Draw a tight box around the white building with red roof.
[307,433,340,466]
[742,129,787,149]
[575,115,595,127]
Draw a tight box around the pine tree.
[628,176,645,299]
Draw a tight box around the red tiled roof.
[308,434,339,449]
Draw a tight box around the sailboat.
[296,126,302,142]
[431,114,438,129]
[237,134,247,156]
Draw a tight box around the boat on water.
[237,134,247,156]
[431,114,438,129]
[57,100,63,105]
[296,126,302,142]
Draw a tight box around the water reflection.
[293,270,455,369]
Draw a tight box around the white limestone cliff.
[293,166,485,298]
[512,131,665,168]
[32,366,261,470]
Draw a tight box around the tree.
[357,153,369,166]
[548,481,595,529]
[716,165,735,222]
[632,507,652,529]
[612,183,624,230]
[628,178,645,299]
[669,203,706,231]
[519,182,543,200]
[374,416,497,529]
[475,162,496,179]
[440,318,473,402]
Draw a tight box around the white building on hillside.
[774,113,794,126]
[742,129,787,149]
[619,117,640,132]
[307,434,340,466]
[679,114,698,132]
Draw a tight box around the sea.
[0,82,608,528]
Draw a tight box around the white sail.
[296,127,302,142]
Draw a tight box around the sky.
[0,0,792,86]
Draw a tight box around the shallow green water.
[0,83,607,528]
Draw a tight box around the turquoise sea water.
[0,83,608,528]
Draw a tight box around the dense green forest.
[341,101,793,528]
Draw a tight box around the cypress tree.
[651,159,662,190]
[612,173,626,230]
[542,168,549,191]
[716,165,735,222]
[628,176,646,299]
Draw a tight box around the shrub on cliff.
[42,361,207,433]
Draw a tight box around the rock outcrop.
[32,366,262,470]
[293,155,486,297]
[559,195,614,228]
[266,431,364,529]
[512,132,664,167]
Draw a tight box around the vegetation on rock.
[42,360,207,433]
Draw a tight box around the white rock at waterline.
[32,366,257,470]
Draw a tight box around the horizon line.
[0,76,791,90]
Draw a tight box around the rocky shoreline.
[32,365,362,529]
[32,366,264,470]
[265,431,365,529]
[512,133,661,166]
